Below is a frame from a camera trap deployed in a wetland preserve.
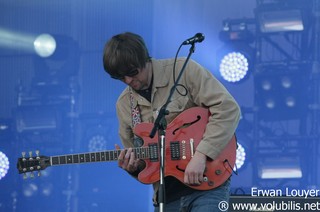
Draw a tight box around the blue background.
[0,0,319,211]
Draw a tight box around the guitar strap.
[130,88,159,205]
[129,89,143,147]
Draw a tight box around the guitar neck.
[50,146,154,166]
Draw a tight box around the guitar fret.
[52,156,59,165]
[142,147,146,159]
[59,156,66,164]
[115,150,121,160]
[90,153,96,162]
[114,150,117,160]
[85,153,90,162]
[73,154,79,163]
[106,151,110,161]
[96,152,101,161]
[79,154,85,163]
[101,152,106,161]
[135,148,140,159]
[67,155,73,164]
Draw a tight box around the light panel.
[258,9,304,33]
[259,157,302,179]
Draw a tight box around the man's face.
[121,63,151,91]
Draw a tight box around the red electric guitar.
[17,107,237,190]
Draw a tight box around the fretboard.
[50,145,159,166]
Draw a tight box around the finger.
[115,144,122,164]
[184,172,191,184]
[125,148,132,160]
[128,152,138,172]
[198,173,203,183]
[189,174,195,184]
[185,172,201,185]
[193,173,201,185]
[125,151,135,172]
[120,148,133,171]
[115,144,121,150]
[184,174,188,184]
[118,150,126,167]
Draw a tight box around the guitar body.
[134,107,236,190]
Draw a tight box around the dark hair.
[102,32,150,77]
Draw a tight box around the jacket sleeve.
[183,59,241,160]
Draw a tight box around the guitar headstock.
[16,151,50,179]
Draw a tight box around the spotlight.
[235,142,246,171]
[219,52,249,83]
[0,151,9,180]
[217,42,254,83]
[34,34,56,58]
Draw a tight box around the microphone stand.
[149,43,196,212]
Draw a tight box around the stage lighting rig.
[216,18,256,83]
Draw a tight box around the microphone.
[182,33,205,45]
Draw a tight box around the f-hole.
[173,115,201,135]
[176,165,185,173]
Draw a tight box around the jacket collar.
[151,59,170,89]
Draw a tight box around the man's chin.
[130,84,141,91]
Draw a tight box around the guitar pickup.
[170,141,180,160]
[148,143,159,162]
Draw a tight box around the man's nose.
[123,76,133,84]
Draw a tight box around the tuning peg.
[23,173,27,179]
[35,150,40,160]
[29,151,33,157]
[22,152,26,161]
[30,172,34,178]
[37,171,41,177]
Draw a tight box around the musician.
[102,32,240,211]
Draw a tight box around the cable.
[172,44,188,97]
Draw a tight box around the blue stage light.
[0,151,9,180]
[235,142,246,171]
[34,34,57,58]
[219,51,249,83]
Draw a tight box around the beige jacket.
[116,58,241,160]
